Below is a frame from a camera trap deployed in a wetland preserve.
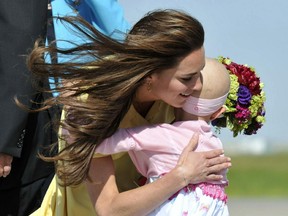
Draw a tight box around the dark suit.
[0,0,57,215]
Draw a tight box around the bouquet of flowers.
[212,56,266,137]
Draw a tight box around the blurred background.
[119,0,288,215]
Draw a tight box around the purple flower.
[237,85,252,105]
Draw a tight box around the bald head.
[193,57,230,99]
[177,58,231,121]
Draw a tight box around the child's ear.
[210,106,226,121]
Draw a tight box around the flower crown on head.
[212,56,266,137]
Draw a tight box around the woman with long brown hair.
[29,9,231,216]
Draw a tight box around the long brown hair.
[28,9,205,186]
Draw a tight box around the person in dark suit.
[0,1,58,215]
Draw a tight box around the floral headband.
[212,56,266,137]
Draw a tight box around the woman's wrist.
[169,165,190,188]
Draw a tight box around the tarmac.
[228,197,288,216]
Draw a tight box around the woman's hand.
[176,133,231,184]
[0,153,13,178]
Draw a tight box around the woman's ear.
[145,76,153,92]
[210,106,226,121]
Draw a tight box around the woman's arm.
[87,134,231,216]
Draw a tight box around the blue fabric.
[51,0,130,56]
[49,0,131,96]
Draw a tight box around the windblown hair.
[28,9,205,186]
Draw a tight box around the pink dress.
[96,120,229,216]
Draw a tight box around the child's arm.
[95,128,136,154]
[95,123,190,155]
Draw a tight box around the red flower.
[225,62,261,95]
[235,104,251,120]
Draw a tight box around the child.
[95,58,230,215]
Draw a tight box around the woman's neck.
[133,100,154,117]
[133,86,155,117]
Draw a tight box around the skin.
[133,47,205,116]
[149,47,205,108]
[86,47,232,216]
[176,57,231,122]
[87,135,230,216]
[0,48,204,179]
[0,153,12,177]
